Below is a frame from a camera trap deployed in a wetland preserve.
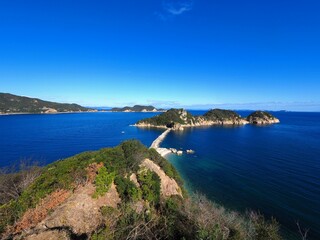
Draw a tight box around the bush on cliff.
[137,169,161,206]
[114,176,141,202]
[93,166,115,198]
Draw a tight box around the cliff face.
[141,159,182,198]
[246,111,280,125]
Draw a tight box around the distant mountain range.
[110,105,165,112]
[0,93,94,114]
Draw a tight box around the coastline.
[135,121,249,130]
[0,111,98,116]
[151,131,195,196]
[109,110,166,113]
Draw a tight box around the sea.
[0,111,319,239]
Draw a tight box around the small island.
[247,111,280,124]
[110,105,165,112]
[135,108,279,130]
[0,93,96,114]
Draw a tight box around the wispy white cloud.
[180,101,320,112]
[156,0,193,20]
[164,1,193,15]
[146,99,181,108]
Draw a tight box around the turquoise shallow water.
[0,111,319,239]
[163,111,320,240]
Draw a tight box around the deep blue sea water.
[0,112,162,167]
[164,111,320,239]
[0,111,319,239]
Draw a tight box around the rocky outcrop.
[43,107,58,114]
[129,173,140,187]
[246,111,280,125]
[193,116,248,126]
[11,183,120,240]
[140,159,182,198]
[25,230,69,240]
[43,183,120,235]
[10,189,71,236]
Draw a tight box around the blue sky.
[1,0,320,111]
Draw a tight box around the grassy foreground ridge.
[0,140,282,240]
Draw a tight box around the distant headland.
[135,108,280,130]
[110,105,165,112]
[0,93,96,115]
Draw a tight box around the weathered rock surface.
[141,159,182,198]
[129,173,140,187]
[11,183,120,240]
[43,107,58,113]
[43,183,120,235]
[25,230,69,240]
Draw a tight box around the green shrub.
[121,140,149,172]
[114,176,141,202]
[93,166,114,198]
[93,146,126,174]
[137,170,160,206]
[204,109,242,121]
[91,227,111,240]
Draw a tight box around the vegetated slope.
[136,108,279,129]
[111,105,164,112]
[136,108,196,128]
[203,109,242,121]
[0,93,92,114]
[136,108,247,128]
[0,140,282,240]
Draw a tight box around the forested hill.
[135,108,279,129]
[0,93,93,114]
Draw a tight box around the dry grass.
[13,189,70,234]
